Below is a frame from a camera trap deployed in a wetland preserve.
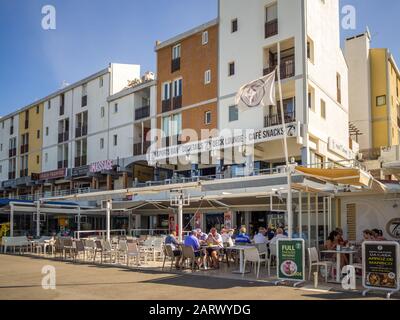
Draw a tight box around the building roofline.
[154,18,218,51]
[388,52,400,79]
[0,66,111,122]
[107,80,157,102]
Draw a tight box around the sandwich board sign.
[362,241,400,299]
[276,239,305,286]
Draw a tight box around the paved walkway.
[0,254,393,300]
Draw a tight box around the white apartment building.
[0,114,19,183]
[218,0,353,171]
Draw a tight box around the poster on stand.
[276,239,305,282]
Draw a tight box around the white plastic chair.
[308,247,334,283]
[243,247,267,278]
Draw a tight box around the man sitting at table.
[269,228,288,245]
[184,230,202,267]
[234,227,252,244]
[195,228,208,243]
[253,227,269,244]
[165,231,181,268]
[206,227,224,269]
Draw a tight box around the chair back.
[95,240,103,250]
[104,241,113,251]
[182,245,195,259]
[270,243,277,257]
[255,243,267,254]
[164,244,175,258]
[244,247,260,262]
[63,238,73,247]
[118,240,128,252]
[143,238,154,247]
[75,240,85,252]
[308,247,319,264]
[127,242,139,254]
[85,239,95,249]
[55,238,64,251]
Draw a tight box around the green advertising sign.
[277,239,305,282]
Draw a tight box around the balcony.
[75,125,88,138]
[171,57,181,73]
[8,148,16,158]
[8,172,16,180]
[81,95,87,107]
[162,99,171,113]
[135,105,150,120]
[24,120,29,129]
[74,155,87,167]
[60,104,65,116]
[58,160,68,169]
[265,19,278,39]
[58,131,69,143]
[264,58,295,80]
[19,168,28,178]
[133,141,151,156]
[20,144,29,154]
[172,95,182,110]
[264,112,296,127]
[10,126,14,135]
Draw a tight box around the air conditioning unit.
[142,71,155,82]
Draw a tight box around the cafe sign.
[39,168,67,180]
[277,239,305,282]
[148,123,299,163]
[89,160,113,173]
[362,241,400,295]
[328,137,355,159]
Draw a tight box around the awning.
[295,166,386,192]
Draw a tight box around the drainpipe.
[36,201,40,237]
[10,203,14,237]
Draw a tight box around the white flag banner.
[235,70,276,111]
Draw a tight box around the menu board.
[277,239,305,282]
[362,241,399,291]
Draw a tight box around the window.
[0,144,2,151]
[1,122,3,129]
[162,82,171,100]
[229,105,239,122]
[114,103,118,113]
[173,78,183,97]
[36,155,40,165]
[172,44,181,60]
[307,37,314,63]
[36,105,40,114]
[47,101,51,109]
[162,116,170,137]
[231,19,238,33]
[204,111,211,125]
[37,130,40,139]
[376,95,386,106]
[82,83,87,96]
[45,153,48,163]
[46,127,49,136]
[308,87,315,111]
[101,106,105,118]
[202,31,209,45]
[204,70,211,84]
[228,62,235,76]
[171,113,182,136]
[100,138,104,149]
[113,134,118,146]
[99,77,103,87]
[321,99,326,119]
[336,73,342,104]
[265,3,278,38]
[0,165,2,174]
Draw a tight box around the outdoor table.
[320,249,357,283]
[226,245,255,274]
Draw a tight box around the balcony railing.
[265,19,278,38]
[58,160,68,169]
[135,105,150,120]
[58,131,69,143]
[19,168,28,178]
[162,99,171,113]
[74,155,87,167]
[133,141,151,156]
[264,112,296,127]
[171,57,181,73]
[8,172,16,180]
[172,95,182,110]
[75,125,88,138]
[8,148,16,158]
[82,95,87,107]
[263,58,295,80]
[20,144,29,154]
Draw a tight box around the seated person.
[362,229,374,241]
[372,229,386,241]
[195,228,208,243]
[324,230,348,268]
[253,227,268,244]
[221,228,234,247]
[234,227,252,244]
[269,228,288,245]
[165,231,181,268]
[206,227,223,269]
[335,227,348,246]
[292,227,307,240]
[184,230,202,267]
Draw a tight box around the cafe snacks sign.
[277,239,305,282]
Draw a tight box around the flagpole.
[277,42,293,239]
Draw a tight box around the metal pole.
[277,41,293,239]
[315,193,318,248]
[77,206,81,239]
[106,200,112,242]
[10,203,14,237]
[299,191,302,237]
[36,201,40,237]
[307,193,311,248]
[323,197,326,242]
[178,194,183,243]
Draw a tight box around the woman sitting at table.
[335,227,348,246]
[234,227,252,244]
[324,231,349,268]
[206,228,223,269]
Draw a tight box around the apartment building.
[0,114,19,185]
[217,0,353,175]
[345,30,400,157]
[153,19,219,178]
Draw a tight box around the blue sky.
[0,0,398,116]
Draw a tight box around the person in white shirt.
[206,228,223,268]
[221,228,234,247]
[253,227,268,244]
[269,228,288,245]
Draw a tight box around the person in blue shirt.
[234,227,252,244]
[184,230,203,268]
[165,231,181,268]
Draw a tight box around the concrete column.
[106,200,112,241]
[106,174,112,190]
[36,201,40,237]
[122,172,128,189]
[10,203,14,237]
[91,177,97,189]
